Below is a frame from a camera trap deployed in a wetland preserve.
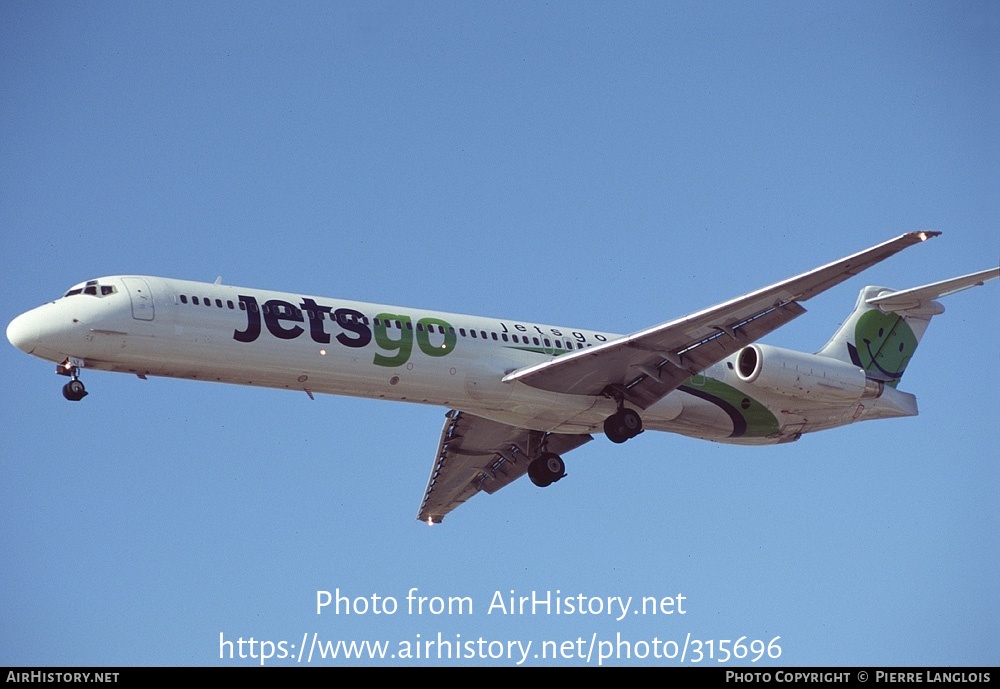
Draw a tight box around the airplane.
[7,232,998,523]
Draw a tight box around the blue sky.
[2,1,997,666]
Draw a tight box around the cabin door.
[121,277,155,321]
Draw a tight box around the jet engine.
[734,343,884,403]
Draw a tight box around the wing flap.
[416,411,592,523]
[622,301,806,408]
[503,231,938,407]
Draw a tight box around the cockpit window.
[63,280,117,298]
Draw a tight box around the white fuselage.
[7,275,917,444]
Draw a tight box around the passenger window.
[216,299,223,308]
[193,296,200,305]
[180,295,188,304]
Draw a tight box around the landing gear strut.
[528,452,566,488]
[58,360,88,401]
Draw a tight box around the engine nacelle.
[734,343,884,403]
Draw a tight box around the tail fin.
[817,268,999,388]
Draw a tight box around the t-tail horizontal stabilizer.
[817,266,999,388]
[865,267,1000,312]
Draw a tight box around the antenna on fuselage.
[214,276,222,285]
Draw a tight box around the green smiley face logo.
[854,310,918,385]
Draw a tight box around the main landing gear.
[58,360,88,401]
[527,452,566,488]
[604,408,642,443]
[602,387,643,444]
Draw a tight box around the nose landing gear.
[62,378,87,401]
[57,359,88,401]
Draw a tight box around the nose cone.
[8,310,42,354]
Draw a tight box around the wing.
[503,231,940,408]
[416,410,592,523]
